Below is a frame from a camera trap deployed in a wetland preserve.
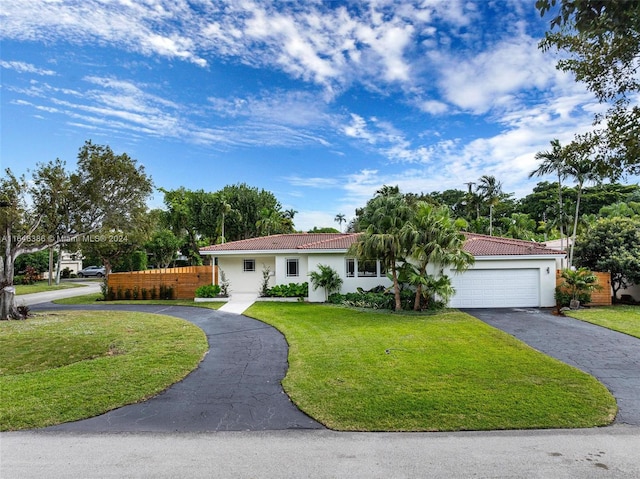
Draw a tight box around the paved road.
[3,427,639,478]
[15,281,101,305]
[464,308,640,426]
[33,303,322,432]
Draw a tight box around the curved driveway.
[33,303,323,432]
[464,308,640,426]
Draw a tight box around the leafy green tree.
[0,141,152,319]
[499,213,538,241]
[146,229,182,268]
[309,264,343,301]
[574,216,640,301]
[537,0,640,177]
[308,226,340,233]
[349,188,414,311]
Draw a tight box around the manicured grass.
[0,310,208,431]
[565,305,640,339]
[54,294,223,309]
[245,302,616,431]
[15,281,86,295]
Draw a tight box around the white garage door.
[450,269,540,308]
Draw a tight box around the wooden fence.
[556,270,612,306]
[108,266,216,300]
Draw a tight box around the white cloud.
[1,60,55,76]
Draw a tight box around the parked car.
[77,265,106,278]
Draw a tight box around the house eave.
[472,254,565,261]
[200,248,349,256]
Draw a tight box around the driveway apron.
[32,303,323,432]
[464,308,640,426]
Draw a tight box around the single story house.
[200,232,565,308]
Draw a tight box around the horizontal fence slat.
[107,266,216,299]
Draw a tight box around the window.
[357,260,377,277]
[286,258,299,277]
[346,258,355,277]
[243,259,255,272]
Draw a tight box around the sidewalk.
[15,282,102,306]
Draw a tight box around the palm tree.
[219,199,231,244]
[529,139,567,252]
[334,213,346,232]
[309,264,343,301]
[476,175,503,236]
[348,192,413,311]
[401,203,474,310]
[563,142,600,267]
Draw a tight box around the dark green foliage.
[265,282,308,298]
[61,267,71,279]
[329,289,417,310]
[124,289,132,300]
[158,284,175,300]
[555,287,592,307]
[150,286,157,300]
[195,284,221,298]
[141,288,148,300]
[14,250,53,275]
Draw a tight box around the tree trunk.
[0,288,19,320]
[391,264,402,311]
[569,185,582,268]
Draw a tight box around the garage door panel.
[450,269,539,308]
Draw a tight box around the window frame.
[243,259,256,272]
[286,258,299,277]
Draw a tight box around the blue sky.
[0,0,616,231]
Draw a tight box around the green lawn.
[0,310,208,431]
[565,305,640,339]
[15,281,87,295]
[54,294,223,309]
[245,302,616,432]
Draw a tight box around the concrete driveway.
[464,308,640,426]
[32,303,322,432]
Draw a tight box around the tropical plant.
[530,139,568,249]
[349,188,414,311]
[401,203,474,310]
[334,213,346,232]
[558,267,600,306]
[309,264,343,301]
[195,284,221,298]
[562,141,601,267]
[476,175,503,236]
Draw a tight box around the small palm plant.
[559,267,600,309]
[309,264,343,302]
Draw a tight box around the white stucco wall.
[217,256,275,296]
[274,254,309,287]
[307,254,392,302]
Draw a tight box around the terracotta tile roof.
[200,232,565,256]
[462,233,565,256]
[199,233,361,252]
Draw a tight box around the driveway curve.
[31,303,323,432]
[464,308,640,426]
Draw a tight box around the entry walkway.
[218,293,258,314]
[464,308,640,426]
[15,282,101,305]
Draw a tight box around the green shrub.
[158,284,175,300]
[555,287,592,307]
[141,288,148,300]
[116,287,124,300]
[124,288,132,300]
[195,284,221,298]
[13,275,25,286]
[329,289,415,310]
[265,282,309,298]
[150,286,157,300]
[61,267,71,279]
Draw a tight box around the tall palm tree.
[334,213,346,232]
[348,193,413,311]
[401,203,474,310]
[563,142,600,267]
[476,175,502,236]
[529,139,567,252]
